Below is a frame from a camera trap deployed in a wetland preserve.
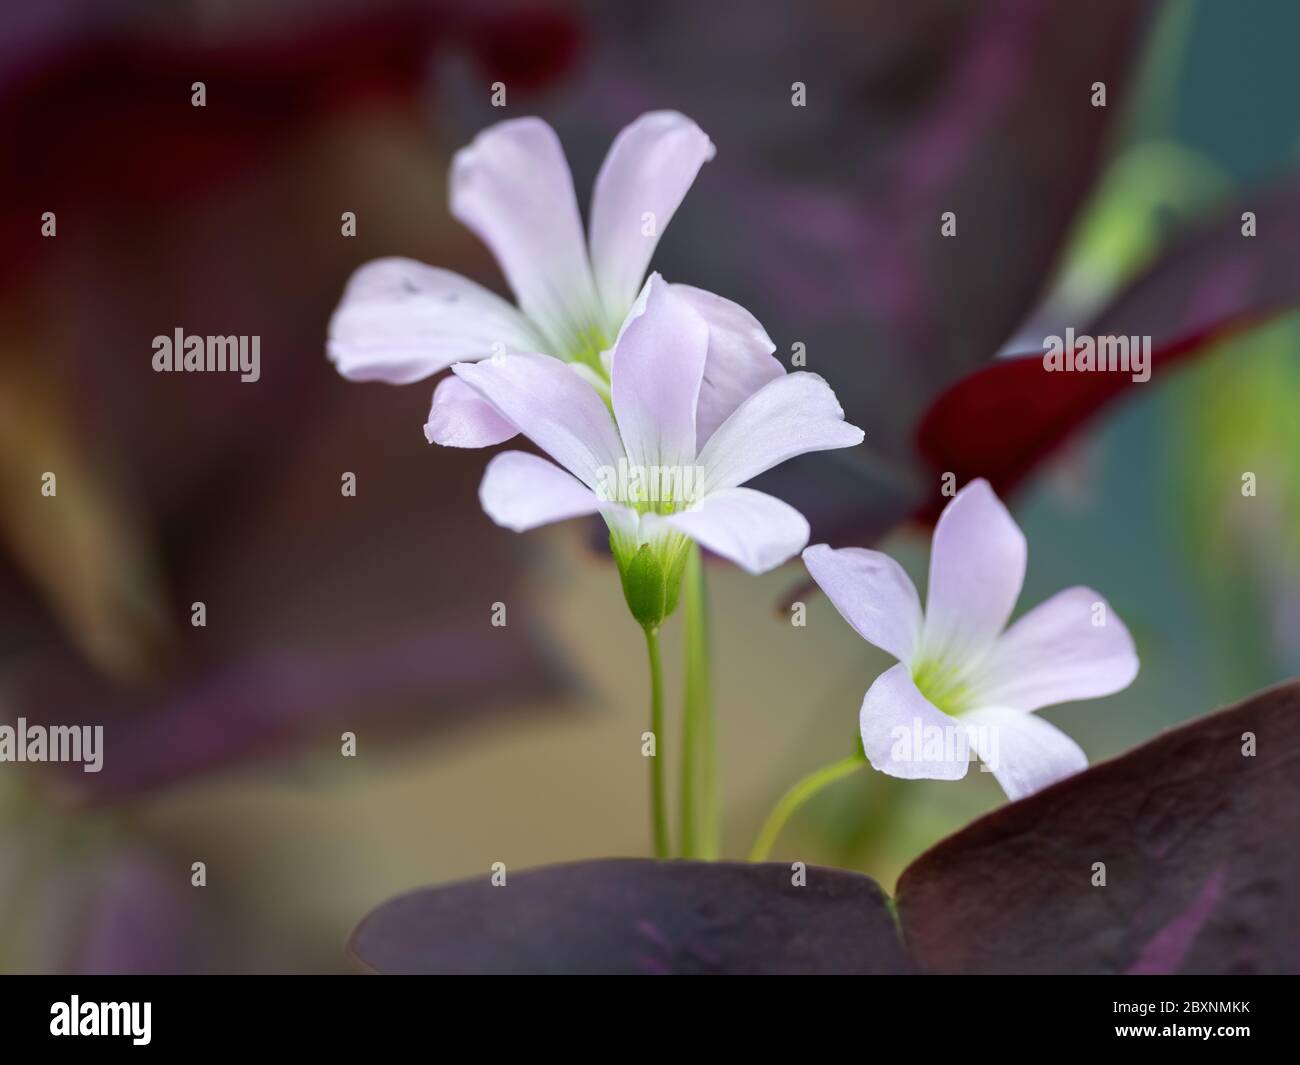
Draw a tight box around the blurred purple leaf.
[351,859,910,974]
[68,849,211,975]
[0,1,584,801]
[895,680,1300,974]
[12,381,571,800]
[556,0,1150,540]
[0,1,582,293]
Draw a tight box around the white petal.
[921,478,1026,667]
[589,111,715,332]
[610,275,709,481]
[450,118,600,356]
[479,451,604,532]
[971,587,1139,712]
[424,376,518,448]
[859,663,970,782]
[453,353,623,489]
[671,284,784,445]
[801,544,923,666]
[644,487,809,574]
[327,258,543,383]
[697,372,864,493]
[961,705,1087,801]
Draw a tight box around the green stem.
[680,545,717,859]
[644,625,670,859]
[748,754,865,862]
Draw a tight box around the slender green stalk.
[644,625,670,859]
[748,754,865,862]
[679,545,718,859]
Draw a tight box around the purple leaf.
[351,859,910,974]
[895,680,1300,974]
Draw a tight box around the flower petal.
[802,544,923,666]
[479,451,604,532]
[589,111,715,332]
[961,705,1087,801]
[610,274,709,482]
[696,372,864,494]
[921,478,1026,667]
[327,258,543,383]
[971,587,1139,712]
[859,663,970,781]
[645,487,808,575]
[450,118,600,356]
[671,284,785,446]
[453,353,623,488]
[424,376,518,448]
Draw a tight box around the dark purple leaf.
[894,680,1300,974]
[351,859,910,974]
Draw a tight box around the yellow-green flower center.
[566,326,612,379]
[910,654,978,716]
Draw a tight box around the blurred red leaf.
[915,175,1300,517]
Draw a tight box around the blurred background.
[2,0,1298,972]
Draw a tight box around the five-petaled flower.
[452,275,863,625]
[328,111,784,450]
[803,479,1139,800]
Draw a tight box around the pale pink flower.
[328,112,783,447]
[454,275,863,583]
[803,480,1139,800]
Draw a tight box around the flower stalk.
[748,754,865,862]
[680,545,717,859]
[643,625,670,859]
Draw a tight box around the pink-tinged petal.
[961,705,1087,801]
[859,663,969,782]
[450,118,599,355]
[589,111,715,331]
[327,258,543,383]
[424,376,517,448]
[697,372,864,493]
[453,353,623,489]
[479,451,603,532]
[802,544,922,666]
[922,478,1026,667]
[972,587,1139,712]
[671,283,785,446]
[645,487,809,575]
[610,274,709,479]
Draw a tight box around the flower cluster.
[329,110,1139,827]
[330,112,863,623]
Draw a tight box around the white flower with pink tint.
[451,274,862,625]
[803,480,1139,800]
[328,112,784,448]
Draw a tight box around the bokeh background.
[2,0,1298,972]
